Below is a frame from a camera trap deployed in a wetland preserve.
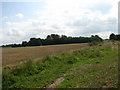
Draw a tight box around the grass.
[2,41,118,88]
[57,54,118,88]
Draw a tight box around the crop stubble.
[2,43,88,66]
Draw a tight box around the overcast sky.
[1,0,119,45]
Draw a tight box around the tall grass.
[2,41,118,88]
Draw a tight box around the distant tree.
[91,35,102,42]
[109,33,116,40]
[50,34,60,44]
[116,34,120,41]
[11,44,20,47]
[2,34,104,48]
[22,41,28,46]
[61,35,68,44]
[28,38,42,46]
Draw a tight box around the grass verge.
[2,41,118,88]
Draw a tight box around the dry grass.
[2,43,88,66]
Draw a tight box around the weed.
[2,41,118,88]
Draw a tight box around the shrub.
[2,71,18,88]
[11,59,38,76]
[42,55,53,63]
[89,41,98,46]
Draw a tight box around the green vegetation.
[109,33,120,41]
[2,34,102,48]
[2,41,118,88]
[0,46,11,48]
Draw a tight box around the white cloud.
[6,21,12,25]
[2,0,119,45]
[36,0,118,37]
[94,31,116,39]
[3,16,8,19]
[16,13,23,18]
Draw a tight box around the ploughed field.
[2,43,88,66]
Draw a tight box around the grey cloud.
[86,1,112,14]
[69,17,117,37]
[3,28,21,36]
[66,19,88,26]
[51,24,60,29]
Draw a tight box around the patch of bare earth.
[102,80,117,88]
[45,77,65,89]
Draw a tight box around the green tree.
[22,41,28,46]
[91,35,102,42]
[28,38,42,46]
[116,34,120,41]
[109,33,116,40]
[50,34,60,44]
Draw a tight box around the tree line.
[109,33,120,41]
[2,34,103,48]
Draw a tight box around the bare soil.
[45,77,65,88]
[2,43,88,66]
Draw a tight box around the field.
[2,41,119,88]
[2,43,88,66]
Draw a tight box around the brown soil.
[45,77,65,89]
[2,43,88,66]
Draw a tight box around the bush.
[42,55,53,63]
[11,60,39,76]
[2,71,18,88]
[89,41,98,46]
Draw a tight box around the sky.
[1,0,119,45]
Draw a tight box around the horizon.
[1,0,119,45]
[1,33,106,46]
[0,32,113,46]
